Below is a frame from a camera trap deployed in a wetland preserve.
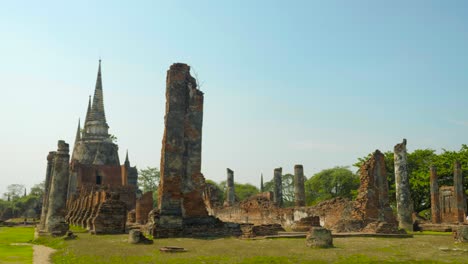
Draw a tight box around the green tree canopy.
[137,167,160,207]
[305,166,359,205]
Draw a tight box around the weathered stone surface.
[306,227,333,248]
[91,192,127,234]
[127,209,136,223]
[273,168,283,207]
[136,191,153,224]
[453,161,466,223]
[394,139,413,231]
[39,151,56,231]
[45,140,70,236]
[430,166,441,224]
[454,226,468,243]
[158,63,207,221]
[128,229,153,244]
[224,168,235,206]
[294,165,306,207]
[150,63,243,238]
[291,216,320,232]
[439,186,459,223]
[353,150,396,224]
[203,182,223,213]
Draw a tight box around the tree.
[138,167,160,207]
[234,183,259,201]
[30,182,45,197]
[3,184,25,201]
[305,167,359,205]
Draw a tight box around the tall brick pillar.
[39,151,56,231]
[430,165,441,224]
[294,165,306,207]
[45,140,70,236]
[273,167,283,207]
[394,139,413,231]
[453,161,466,223]
[224,168,235,206]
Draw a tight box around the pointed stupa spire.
[124,150,130,167]
[83,60,109,139]
[90,59,107,123]
[261,173,264,192]
[75,119,81,143]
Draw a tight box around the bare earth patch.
[33,244,55,264]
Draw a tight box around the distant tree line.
[0,183,44,221]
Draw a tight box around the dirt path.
[33,244,55,264]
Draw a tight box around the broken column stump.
[430,166,441,224]
[129,229,153,244]
[273,167,283,207]
[294,165,306,207]
[44,140,70,236]
[394,139,413,231]
[454,226,468,243]
[306,227,333,248]
[224,168,235,207]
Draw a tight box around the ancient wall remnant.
[439,186,458,223]
[224,168,235,206]
[430,162,466,224]
[38,151,56,231]
[453,161,466,223]
[351,150,398,233]
[430,165,441,224]
[91,192,127,234]
[394,139,413,231]
[150,63,240,238]
[273,168,283,207]
[44,140,70,236]
[294,165,306,207]
[136,191,153,224]
[158,63,207,222]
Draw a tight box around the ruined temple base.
[145,210,241,238]
[264,231,413,239]
[418,223,462,232]
[454,225,468,243]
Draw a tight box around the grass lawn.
[0,226,34,264]
[36,227,468,264]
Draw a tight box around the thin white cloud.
[448,119,468,127]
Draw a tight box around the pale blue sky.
[1,1,468,195]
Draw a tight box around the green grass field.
[3,226,467,263]
[0,226,34,264]
[33,227,468,264]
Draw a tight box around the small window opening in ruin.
[96,172,102,185]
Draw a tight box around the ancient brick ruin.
[224,168,235,206]
[38,61,139,235]
[147,63,241,238]
[394,139,413,231]
[294,165,306,207]
[430,161,467,224]
[43,141,70,236]
[209,152,401,234]
[348,150,398,233]
[135,191,153,224]
[273,167,283,207]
